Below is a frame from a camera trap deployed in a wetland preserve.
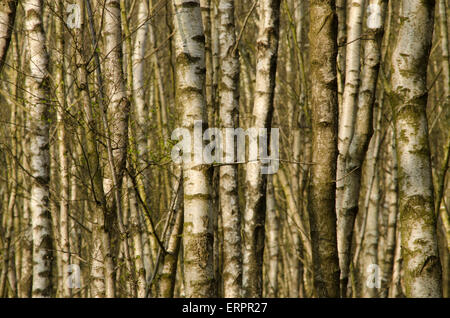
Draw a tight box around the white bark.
[102,0,131,298]
[360,141,380,298]
[336,0,365,222]
[218,0,242,298]
[130,0,149,299]
[156,174,184,298]
[174,0,215,297]
[388,230,403,298]
[103,0,130,194]
[337,0,365,164]
[336,0,346,108]
[380,130,398,297]
[265,176,279,297]
[133,0,149,167]
[24,0,52,298]
[0,0,17,71]
[337,0,386,295]
[74,0,110,298]
[127,173,146,297]
[55,0,71,298]
[200,0,215,125]
[242,0,281,298]
[389,0,442,297]
[20,106,33,297]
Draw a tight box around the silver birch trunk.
[127,173,146,297]
[130,0,149,298]
[265,176,279,297]
[173,0,215,298]
[24,0,52,298]
[103,0,130,200]
[380,131,398,297]
[337,0,386,295]
[242,0,281,298]
[336,0,346,109]
[336,0,365,292]
[360,141,380,298]
[74,0,109,297]
[438,0,450,107]
[218,0,242,298]
[389,0,442,298]
[156,175,184,298]
[55,0,70,298]
[102,0,131,298]
[20,106,33,297]
[0,0,17,71]
[388,229,404,298]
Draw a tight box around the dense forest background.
[0,0,449,298]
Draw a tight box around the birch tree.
[265,176,279,297]
[0,0,449,300]
[336,0,366,295]
[72,0,111,298]
[0,0,17,71]
[217,0,242,298]
[242,0,281,298]
[24,0,52,298]
[380,130,398,297]
[131,0,150,298]
[438,0,449,108]
[103,0,130,205]
[307,0,340,298]
[173,0,215,298]
[389,0,442,298]
[338,0,386,295]
[54,0,71,298]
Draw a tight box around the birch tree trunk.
[389,0,442,298]
[218,0,242,298]
[127,173,146,297]
[74,0,109,297]
[131,0,150,298]
[336,0,346,108]
[265,176,279,297]
[103,0,130,206]
[389,229,404,298]
[20,106,33,298]
[438,0,450,107]
[336,0,365,295]
[54,0,71,298]
[173,0,215,298]
[360,140,380,298]
[336,0,365,168]
[338,0,386,295]
[97,0,132,298]
[307,0,340,298]
[132,0,149,203]
[242,0,281,298]
[24,0,53,298]
[380,131,398,297]
[200,0,214,125]
[156,175,184,298]
[0,0,17,71]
